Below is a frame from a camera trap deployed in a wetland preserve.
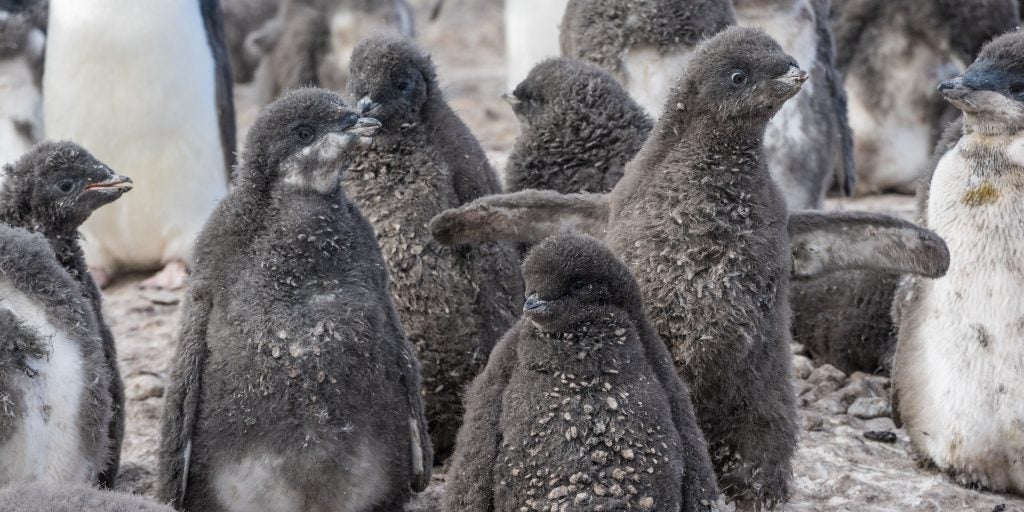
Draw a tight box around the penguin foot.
[89,267,113,289]
[139,260,189,290]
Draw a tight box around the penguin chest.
[0,284,89,485]
[504,0,570,88]
[902,140,1024,491]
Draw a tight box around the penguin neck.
[36,224,89,282]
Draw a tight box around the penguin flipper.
[200,0,238,181]
[788,211,950,279]
[0,309,47,441]
[156,286,211,507]
[430,189,610,246]
[442,332,519,512]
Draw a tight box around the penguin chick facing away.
[0,482,174,512]
[248,0,413,106]
[733,0,856,208]
[0,224,115,487]
[157,88,431,512]
[0,141,132,488]
[44,0,236,290]
[432,27,957,510]
[504,57,653,195]
[893,30,1024,496]
[345,34,524,462]
[560,0,735,116]
[445,234,718,512]
[0,3,46,168]
[832,0,1019,194]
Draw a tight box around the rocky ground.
[106,1,1021,510]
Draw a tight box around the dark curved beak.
[85,175,133,193]
[357,96,382,116]
[501,92,520,107]
[523,294,549,314]
[938,77,971,100]
[345,117,381,137]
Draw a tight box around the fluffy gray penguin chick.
[0,223,114,487]
[445,234,718,512]
[892,30,1024,496]
[733,0,856,208]
[832,0,1019,194]
[0,141,131,488]
[504,57,653,195]
[345,34,524,462]
[0,482,175,512]
[560,0,736,116]
[248,0,414,105]
[157,88,431,511]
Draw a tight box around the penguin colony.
[0,1,1020,511]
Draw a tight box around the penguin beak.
[523,294,550,315]
[502,92,521,107]
[774,66,809,89]
[85,175,133,193]
[357,96,382,116]
[345,117,382,137]
[938,77,972,101]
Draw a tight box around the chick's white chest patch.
[0,282,89,485]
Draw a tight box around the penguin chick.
[560,0,735,115]
[832,0,1018,194]
[44,0,237,290]
[248,0,413,105]
[0,482,175,512]
[0,4,46,168]
[445,234,718,512]
[733,0,856,208]
[0,141,131,488]
[345,34,524,462]
[892,30,1024,495]
[0,223,114,487]
[505,57,653,195]
[157,88,431,511]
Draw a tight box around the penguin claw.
[139,260,189,291]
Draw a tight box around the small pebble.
[863,430,897,443]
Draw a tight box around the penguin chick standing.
[444,234,718,512]
[0,224,114,487]
[345,34,524,461]
[504,57,653,195]
[0,4,46,168]
[248,0,414,106]
[0,141,132,488]
[157,88,431,511]
[832,0,1018,194]
[893,31,1024,495]
[0,482,175,512]
[560,0,735,116]
[733,0,856,208]
[43,0,236,289]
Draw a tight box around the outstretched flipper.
[156,285,212,507]
[788,211,950,279]
[442,331,520,512]
[430,190,610,246]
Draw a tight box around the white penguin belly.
[213,442,390,512]
[847,34,964,193]
[0,53,42,170]
[0,283,89,485]
[904,143,1024,493]
[622,46,694,117]
[504,0,570,89]
[737,1,819,209]
[43,0,227,272]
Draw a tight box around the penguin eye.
[56,180,75,194]
[731,71,747,85]
[397,78,413,93]
[294,125,316,144]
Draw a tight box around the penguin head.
[242,88,380,193]
[521,234,643,333]
[506,57,638,130]
[939,30,1024,135]
[665,26,805,128]
[0,141,131,232]
[347,33,437,129]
